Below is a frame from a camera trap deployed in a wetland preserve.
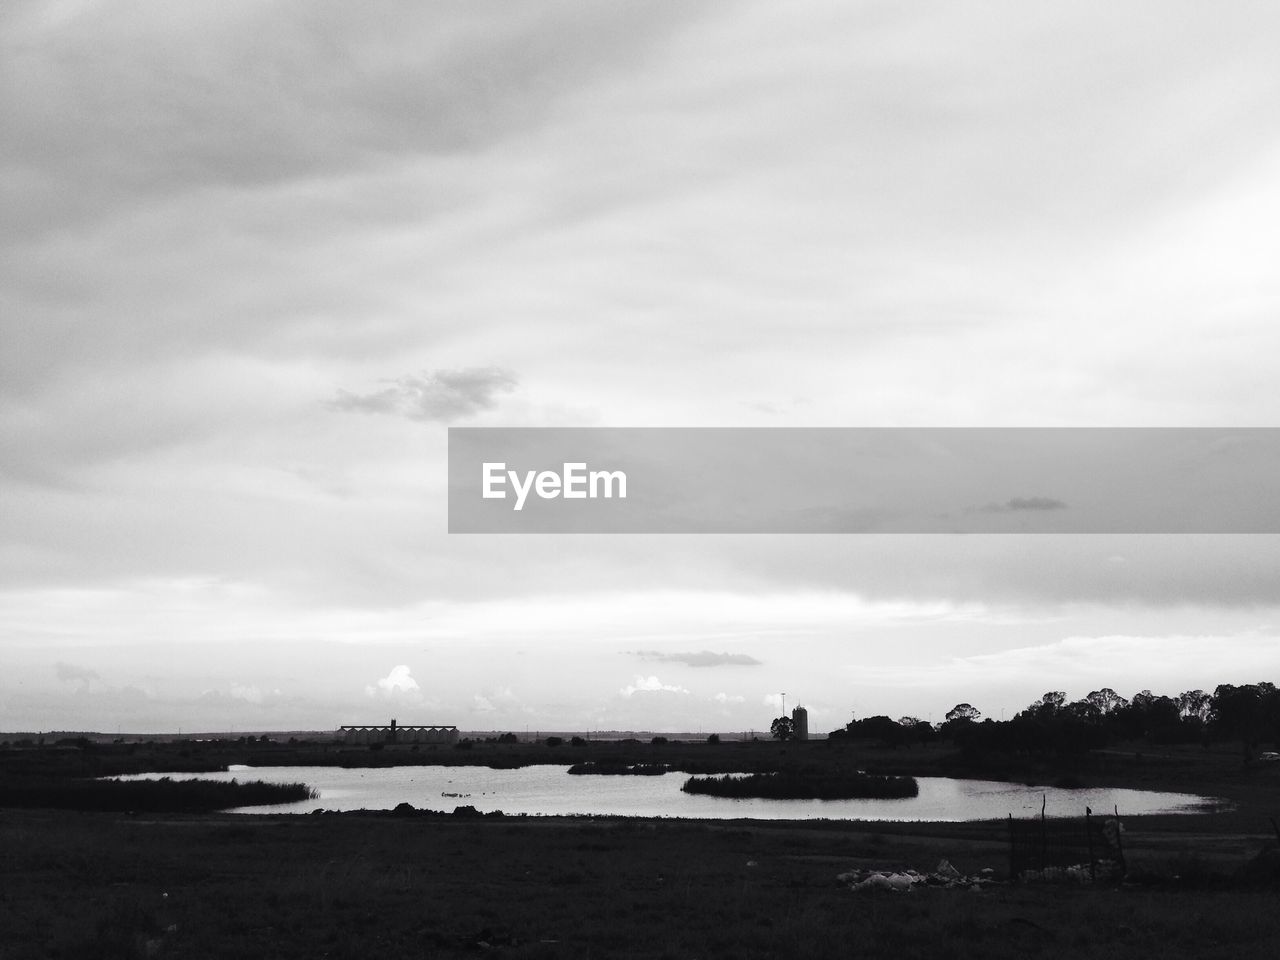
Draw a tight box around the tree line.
[825,681,1280,757]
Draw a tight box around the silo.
[791,705,809,741]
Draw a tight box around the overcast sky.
[4,0,1280,734]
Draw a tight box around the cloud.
[229,683,271,704]
[54,661,100,685]
[619,675,689,697]
[366,664,421,698]
[331,367,518,422]
[948,632,1280,692]
[471,686,521,715]
[978,497,1068,513]
[633,650,762,667]
[712,692,745,704]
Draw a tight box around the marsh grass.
[0,775,315,812]
[566,761,668,775]
[682,771,919,799]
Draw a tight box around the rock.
[935,859,962,880]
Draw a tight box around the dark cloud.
[979,497,1068,513]
[331,367,517,422]
[0,3,703,398]
[0,3,700,240]
[633,650,762,668]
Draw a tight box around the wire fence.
[1007,797,1126,883]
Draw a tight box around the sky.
[3,0,1280,734]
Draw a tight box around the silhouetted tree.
[770,717,794,741]
[1130,689,1157,712]
[896,717,935,748]
[1177,689,1212,723]
[1210,683,1280,754]
[1063,699,1102,723]
[1024,691,1066,720]
[945,703,981,723]
[1086,688,1128,715]
[855,715,906,747]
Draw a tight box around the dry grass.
[2,810,1279,959]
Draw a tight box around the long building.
[339,719,458,745]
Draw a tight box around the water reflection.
[116,765,1223,821]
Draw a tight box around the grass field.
[1,809,1278,960]
[2,738,1279,958]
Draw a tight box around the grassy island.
[0,775,316,813]
[682,771,918,800]
[566,761,669,775]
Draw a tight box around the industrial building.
[339,719,458,745]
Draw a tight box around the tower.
[791,705,809,741]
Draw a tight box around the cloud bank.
[633,650,762,668]
[332,367,518,422]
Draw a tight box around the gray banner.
[448,428,1280,533]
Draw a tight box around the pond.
[114,765,1225,821]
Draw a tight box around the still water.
[117,765,1222,821]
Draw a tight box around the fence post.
[1113,804,1126,879]
[1039,793,1047,875]
[1085,805,1096,883]
[1008,813,1016,882]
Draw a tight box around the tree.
[1027,691,1066,720]
[857,715,905,747]
[1130,690,1156,712]
[1064,699,1102,722]
[1142,695,1185,743]
[706,733,720,744]
[1210,683,1269,751]
[1086,688,1129,715]
[1177,689,1212,723]
[770,716,794,741]
[896,716,935,748]
[945,703,981,723]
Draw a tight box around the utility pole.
[781,692,786,716]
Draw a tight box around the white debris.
[838,861,1000,893]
